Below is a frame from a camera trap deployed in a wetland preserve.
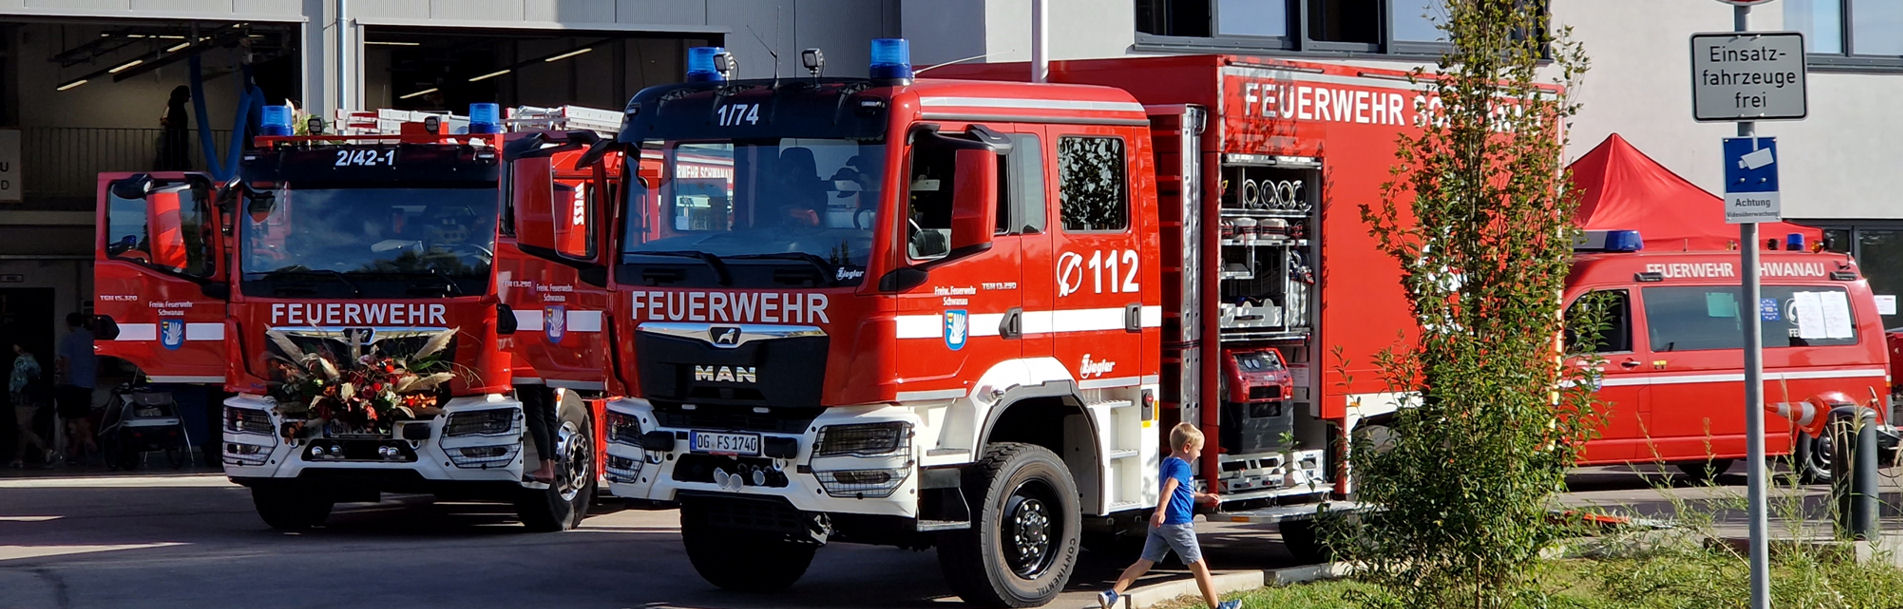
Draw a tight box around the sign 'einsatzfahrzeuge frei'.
[1691,32,1807,122]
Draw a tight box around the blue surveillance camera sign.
[1723,136,1779,224]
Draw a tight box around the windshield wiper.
[726,252,836,284]
[261,268,364,297]
[415,268,464,297]
[625,250,732,286]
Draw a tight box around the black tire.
[680,503,817,592]
[251,483,334,531]
[1347,420,1396,499]
[516,406,596,532]
[165,443,190,469]
[936,442,1081,608]
[1798,432,1832,485]
[1280,518,1329,562]
[1676,459,1735,483]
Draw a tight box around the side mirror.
[110,174,154,200]
[245,187,278,223]
[947,148,999,258]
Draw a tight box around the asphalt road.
[0,470,1306,609]
[6,463,1901,609]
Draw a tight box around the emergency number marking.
[715,103,761,127]
[1059,250,1139,297]
[271,302,448,326]
[335,149,397,167]
[631,290,829,324]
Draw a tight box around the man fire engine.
[499,42,1891,607]
[94,104,620,532]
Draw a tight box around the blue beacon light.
[870,38,913,83]
[1785,233,1805,252]
[260,105,293,136]
[469,103,502,134]
[687,46,726,83]
[1603,229,1644,252]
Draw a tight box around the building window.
[1136,0,1450,56]
[1785,0,1903,69]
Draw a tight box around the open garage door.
[362,27,717,115]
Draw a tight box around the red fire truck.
[94,105,618,532]
[498,44,1891,606]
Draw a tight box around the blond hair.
[1169,422,1204,452]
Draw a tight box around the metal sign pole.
[1734,6,1770,609]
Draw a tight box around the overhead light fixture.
[156,35,186,40]
[167,41,192,52]
[57,79,88,91]
[468,69,511,82]
[109,59,144,74]
[366,41,421,46]
[543,47,593,63]
[399,87,439,100]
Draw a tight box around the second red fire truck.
[95,105,620,532]
[493,41,1890,607]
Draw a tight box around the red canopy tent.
[1569,133,1820,252]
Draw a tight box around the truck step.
[925,448,970,459]
[1207,500,1374,524]
[916,519,971,532]
[1088,399,1136,410]
[1107,501,1149,513]
[1108,449,1141,460]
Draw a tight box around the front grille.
[673,454,791,488]
[653,403,821,434]
[681,494,812,537]
[1249,385,1282,400]
[269,332,458,367]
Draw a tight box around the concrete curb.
[1115,562,1354,609]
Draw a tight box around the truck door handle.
[1125,303,1143,333]
[1000,307,1023,339]
[1620,359,1641,368]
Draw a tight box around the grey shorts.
[1140,522,1203,565]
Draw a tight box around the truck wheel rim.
[556,420,592,502]
[1003,481,1058,578]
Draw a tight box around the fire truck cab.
[95,104,616,532]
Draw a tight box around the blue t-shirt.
[59,329,96,389]
[1160,456,1195,525]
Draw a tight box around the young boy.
[1099,423,1237,609]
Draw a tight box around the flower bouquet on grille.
[264,327,459,441]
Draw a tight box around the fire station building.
[0,0,1898,361]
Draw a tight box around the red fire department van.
[94,105,617,532]
[1565,235,1893,481]
[497,44,1891,606]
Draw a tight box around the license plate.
[136,408,162,418]
[689,431,761,456]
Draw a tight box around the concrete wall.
[901,0,1136,67]
[1551,0,1902,223]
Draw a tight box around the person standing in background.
[56,313,98,463]
[156,85,191,171]
[9,342,51,468]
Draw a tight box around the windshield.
[240,186,498,299]
[622,138,884,287]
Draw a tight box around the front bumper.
[221,393,531,487]
[602,398,922,518]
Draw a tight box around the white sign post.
[1694,4,1807,609]
[0,129,20,203]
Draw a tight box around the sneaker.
[1217,600,1242,609]
[1097,589,1120,609]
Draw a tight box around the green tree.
[1340,1,1597,607]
